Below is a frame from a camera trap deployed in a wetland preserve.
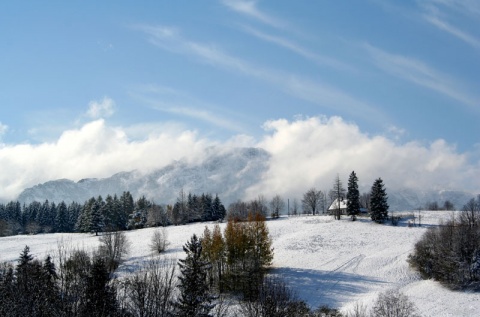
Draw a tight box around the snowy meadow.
[0,211,479,316]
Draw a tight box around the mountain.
[17,146,475,210]
[18,147,270,205]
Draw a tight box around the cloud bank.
[246,116,479,200]
[0,116,478,202]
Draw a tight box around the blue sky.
[0,0,479,200]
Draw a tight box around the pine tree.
[212,195,226,221]
[80,257,118,317]
[346,171,360,221]
[174,234,215,317]
[370,178,389,223]
[55,201,69,232]
[90,199,105,235]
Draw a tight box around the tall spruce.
[346,171,360,220]
[174,234,215,317]
[370,178,389,223]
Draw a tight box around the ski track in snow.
[0,211,479,316]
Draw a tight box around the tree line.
[0,190,227,237]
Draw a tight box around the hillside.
[0,211,478,316]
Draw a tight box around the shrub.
[150,227,169,254]
[98,231,131,273]
[372,289,420,317]
[408,208,480,289]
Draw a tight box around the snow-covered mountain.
[17,146,475,210]
[18,147,270,205]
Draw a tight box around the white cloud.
[0,119,214,201]
[0,116,478,203]
[245,116,479,200]
[87,97,116,119]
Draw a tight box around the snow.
[1,211,479,316]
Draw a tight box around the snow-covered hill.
[16,146,475,211]
[0,212,478,316]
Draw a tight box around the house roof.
[328,198,347,211]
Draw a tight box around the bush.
[150,227,169,254]
[372,289,419,317]
[239,276,311,317]
[408,207,480,289]
[98,231,131,273]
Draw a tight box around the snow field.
[0,211,479,316]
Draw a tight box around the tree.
[346,171,360,221]
[372,289,420,317]
[302,188,324,215]
[269,195,285,219]
[80,257,119,317]
[330,174,346,220]
[173,234,215,317]
[98,231,131,273]
[55,201,69,232]
[291,198,299,216]
[370,178,389,223]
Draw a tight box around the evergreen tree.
[212,195,226,221]
[55,201,69,232]
[80,257,118,317]
[370,178,389,223]
[346,171,360,221]
[90,199,105,235]
[174,234,215,317]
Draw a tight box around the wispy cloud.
[423,11,480,49]
[0,122,8,137]
[221,0,285,28]
[365,43,479,110]
[138,25,386,124]
[87,96,116,119]
[419,0,480,50]
[130,84,248,133]
[241,25,354,72]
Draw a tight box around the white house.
[328,198,368,215]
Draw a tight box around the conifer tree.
[55,201,69,232]
[346,171,360,220]
[174,234,215,317]
[370,178,389,223]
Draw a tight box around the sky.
[0,0,479,201]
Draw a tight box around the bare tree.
[372,289,420,317]
[302,188,324,215]
[269,195,285,219]
[360,192,371,212]
[117,257,177,317]
[460,197,480,227]
[330,174,346,220]
[291,198,299,216]
[150,227,169,254]
[98,230,131,272]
